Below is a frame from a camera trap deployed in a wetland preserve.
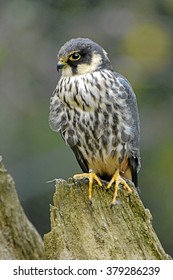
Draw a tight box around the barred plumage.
[49,38,141,204]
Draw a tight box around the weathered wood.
[44,178,171,260]
[0,157,44,260]
[0,153,170,260]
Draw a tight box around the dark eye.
[69,52,81,61]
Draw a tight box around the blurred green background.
[0,0,173,257]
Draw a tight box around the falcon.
[49,38,141,205]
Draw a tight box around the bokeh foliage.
[0,0,173,256]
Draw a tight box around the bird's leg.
[73,172,102,203]
[106,169,132,205]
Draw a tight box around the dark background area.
[0,0,173,257]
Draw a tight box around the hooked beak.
[57,63,66,72]
[56,58,67,72]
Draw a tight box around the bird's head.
[57,38,113,76]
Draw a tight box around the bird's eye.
[69,52,81,61]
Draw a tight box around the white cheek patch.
[62,66,73,77]
[77,53,102,74]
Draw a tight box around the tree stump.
[0,154,170,260]
[44,178,171,260]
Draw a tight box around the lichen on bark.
[44,178,171,260]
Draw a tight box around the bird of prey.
[49,38,141,205]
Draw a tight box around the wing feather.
[114,72,141,187]
[71,146,89,173]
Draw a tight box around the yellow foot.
[106,169,132,205]
[73,172,102,202]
